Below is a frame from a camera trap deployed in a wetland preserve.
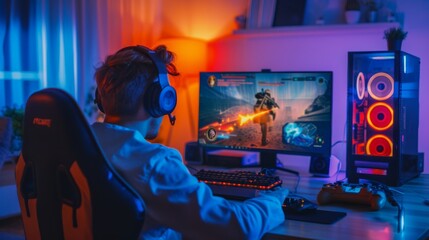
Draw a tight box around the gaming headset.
[94,45,177,125]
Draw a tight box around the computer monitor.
[197,71,333,168]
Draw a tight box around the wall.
[206,0,429,173]
[397,0,429,173]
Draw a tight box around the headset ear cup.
[159,85,177,114]
[94,88,105,113]
[144,83,177,118]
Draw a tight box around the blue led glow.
[135,198,144,213]
[399,208,404,232]
[403,55,407,73]
[0,71,39,80]
[371,56,394,60]
[59,24,66,88]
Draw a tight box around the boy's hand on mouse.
[258,187,289,203]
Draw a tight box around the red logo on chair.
[33,118,52,127]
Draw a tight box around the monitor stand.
[253,151,300,177]
[204,149,259,167]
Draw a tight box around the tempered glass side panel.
[398,52,420,156]
[349,52,396,158]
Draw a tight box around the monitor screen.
[198,71,333,167]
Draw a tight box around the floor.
[0,160,25,240]
[0,216,24,240]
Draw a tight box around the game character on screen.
[207,127,216,141]
[92,45,288,239]
[254,89,279,146]
[208,75,216,87]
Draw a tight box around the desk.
[190,164,429,240]
[265,172,429,240]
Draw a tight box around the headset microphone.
[168,113,176,125]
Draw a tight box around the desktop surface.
[189,164,429,240]
[266,174,429,240]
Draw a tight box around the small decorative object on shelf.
[315,16,325,25]
[365,0,379,22]
[235,15,246,30]
[383,27,408,51]
[387,12,396,22]
[345,0,361,24]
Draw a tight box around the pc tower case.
[347,51,422,186]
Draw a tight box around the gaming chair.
[15,88,145,240]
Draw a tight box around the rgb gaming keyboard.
[194,169,282,200]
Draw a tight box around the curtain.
[0,0,161,121]
[0,0,39,110]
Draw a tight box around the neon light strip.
[199,180,282,190]
[403,55,407,73]
[370,56,395,60]
[357,167,387,175]
[355,161,389,168]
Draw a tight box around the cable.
[330,120,347,149]
[274,158,301,194]
[330,120,347,177]
[331,140,346,148]
[385,187,404,233]
[330,137,346,178]
[261,161,300,194]
[261,167,301,193]
[334,161,343,182]
[370,181,405,233]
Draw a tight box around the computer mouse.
[282,196,318,213]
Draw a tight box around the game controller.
[317,181,387,211]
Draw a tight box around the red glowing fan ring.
[367,102,394,131]
[366,134,393,157]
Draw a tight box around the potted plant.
[365,0,378,22]
[345,0,361,24]
[383,27,408,51]
[1,105,24,155]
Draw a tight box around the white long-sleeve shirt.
[91,122,285,240]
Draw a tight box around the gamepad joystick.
[317,182,387,211]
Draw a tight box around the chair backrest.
[15,88,144,240]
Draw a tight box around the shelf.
[232,22,400,38]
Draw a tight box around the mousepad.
[284,209,347,224]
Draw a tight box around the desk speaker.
[184,141,203,164]
[310,155,340,177]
